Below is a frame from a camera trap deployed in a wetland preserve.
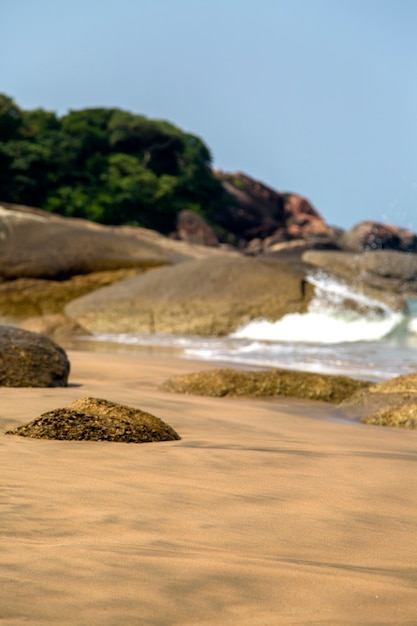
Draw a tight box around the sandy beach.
[1,350,417,626]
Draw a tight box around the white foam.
[232,272,403,344]
[231,311,402,344]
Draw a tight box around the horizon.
[2,1,416,231]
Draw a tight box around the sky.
[1,0,416,231]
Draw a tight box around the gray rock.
[302,249,417,307]
[66,255,314,335]
[0,203,192,280]
[0,326,70,387]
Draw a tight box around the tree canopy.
[0,94,225,233]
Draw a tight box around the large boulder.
[0,203,217,280]
[340,220,417,253]
[0,326,70,387]
[339,373,417,428]
[161,367,371,403]
[6,397,181,442]
[65,255,314,335]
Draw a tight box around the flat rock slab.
[6,397,181,443]
[0,326,70,387]
[161,367,371,404]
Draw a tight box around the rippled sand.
[1,351,417,625]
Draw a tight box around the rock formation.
[211,171,338,251]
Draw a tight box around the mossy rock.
[361,402,417,429]
[6,397,181,443]
[161,367,371,403]
[0,269,145,320]
[339,372,417,429]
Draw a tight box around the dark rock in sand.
[0,326,70,387]
[65,255,314,336]
[161,368,371,404]
[339,373,417,428]
[6,397,181,443]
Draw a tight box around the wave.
[232,271,405,344]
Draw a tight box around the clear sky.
[1,0,416,231]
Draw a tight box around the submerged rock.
[161,368,371,403]
[6,397,181,443]
[0,326,70,387]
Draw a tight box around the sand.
[1,350,417,626]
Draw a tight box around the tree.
[0,95,228,234]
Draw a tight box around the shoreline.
[2,349,417,625]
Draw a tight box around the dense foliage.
[0,94,225,232]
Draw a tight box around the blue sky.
[1,0,416,230]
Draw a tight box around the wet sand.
[1,350,417,625]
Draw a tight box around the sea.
[71,271,417,383]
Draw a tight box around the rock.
[173,209,219,246]
[339,373,417,428]
[161,367,371,403]
[0,202,214,280]
[340,220,417,253]
[275,193,336,243]
[0,326,70,387]
[217,172,286,242]
[5,397,181,442]
[0,269,146,320]
[302,249,417,304]
[65,255,314,336]
[215,172,338,250]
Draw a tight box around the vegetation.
[0,94,226,233]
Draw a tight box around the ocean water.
[75,272,417,382]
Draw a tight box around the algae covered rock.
[0,326,70,387]
[161,367,370,403]
[340,372,417,428]
[6,397,181,443]
[361,403,417,429]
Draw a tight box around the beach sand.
[1,350,417,626]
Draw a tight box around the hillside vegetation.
[0,94,226,233]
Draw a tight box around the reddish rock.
[215,171,338,251]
